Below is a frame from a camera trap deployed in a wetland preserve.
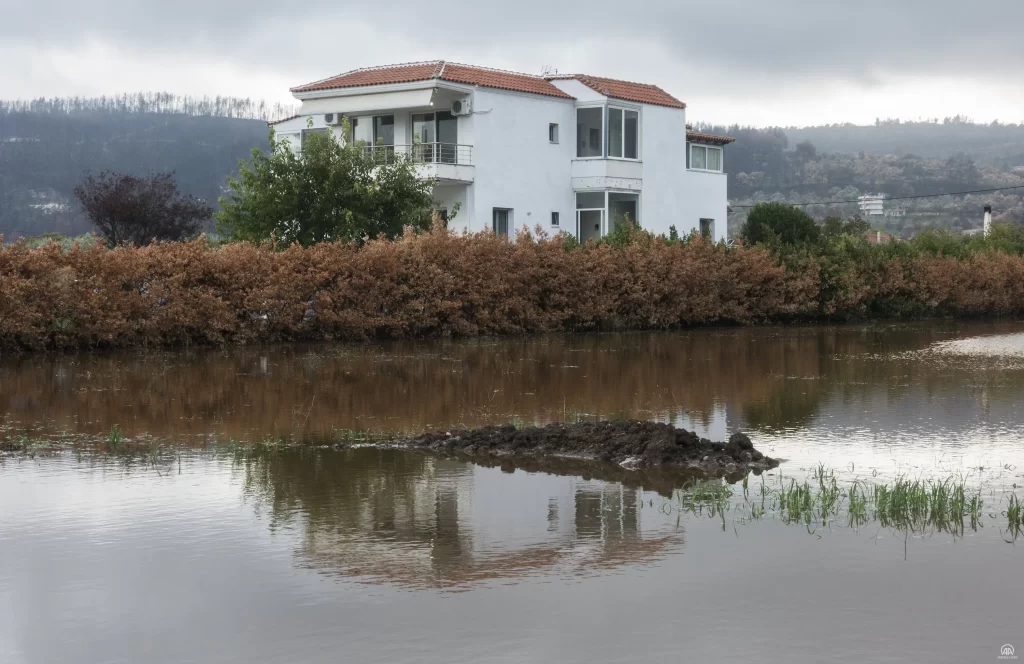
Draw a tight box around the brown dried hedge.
[1,229,1023,351]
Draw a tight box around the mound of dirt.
[400,420,779,475]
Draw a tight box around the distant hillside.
[0,94,292,240]
[786,118,1024,168]
[690,120,1024,238]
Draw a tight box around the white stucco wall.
[680,169,729,242]
[465,88,575,235]
[274,82,730,242]
[637,103,689,237]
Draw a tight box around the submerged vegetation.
[673,466,1022,546]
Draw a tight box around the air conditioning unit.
[324,113,342,125]
[450,98,473,116]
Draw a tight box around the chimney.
[876,230,881,244]
[983,205,992,237]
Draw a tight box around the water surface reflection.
[237,447,683,590]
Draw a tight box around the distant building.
[858,194,886,216]
[884,205,906,217]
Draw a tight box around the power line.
[731,185,1024,209]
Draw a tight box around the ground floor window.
[700,218,715,238]
[608,193,639,230]
[493,208,512,237]
[574,191,640,241]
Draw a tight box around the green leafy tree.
[740,202,820,247]
[821,214,870,240]
[216,121,435,245]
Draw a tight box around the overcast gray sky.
[3,0,1024,127]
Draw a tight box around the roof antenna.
[541,65,558,77]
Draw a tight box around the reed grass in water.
[674,470,1017,542]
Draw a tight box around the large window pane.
[624,110,639,159]
[436,111,458,163]
[691,145,707,170]
[609,192,639,229]
[351,117,373,145]
[576,192,605,209]
[576,107,603,158]
[374,115,395,146]
[706,147,722,171]
[411,113,435,163]
[608,107,623,158]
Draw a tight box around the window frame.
[689,144,724,173]
[575,105,605,159]
[549,123,559,144]
[492,208,513,237]
[606,105,640,161]
[300,127,329,151]
[551,211,560,227]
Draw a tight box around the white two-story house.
[271,61,734,241]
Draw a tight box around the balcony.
[363,143,474,184]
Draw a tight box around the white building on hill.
[270,61,735,242]
[858,194,887,216]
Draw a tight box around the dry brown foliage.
[2,228,1022,352]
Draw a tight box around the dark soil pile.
[401,420,779,474]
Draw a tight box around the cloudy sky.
[3,0,1024,127]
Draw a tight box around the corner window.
[576,107,603,158]
[493,208,512,237]
[549,123,559,144]
[551,211,560,227]
[607,107,639,160]
[690,144,723,172]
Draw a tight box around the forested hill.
[786,118,1024,167]
[0,94,292,239]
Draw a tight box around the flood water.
[2,322,1024,663]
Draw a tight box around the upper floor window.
[549,123,559,144]
[690,144,723,172]
[576,107,603,158]
[607,107,639,159]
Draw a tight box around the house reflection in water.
[238,446,683,590]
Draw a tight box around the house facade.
[271,61,734,241]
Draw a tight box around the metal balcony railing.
[362,143,473,166]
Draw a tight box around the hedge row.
[1,229,1022,351]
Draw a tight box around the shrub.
[1,228,1023,352]
[741,202,821,248]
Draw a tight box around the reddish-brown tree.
[73,171,212,247]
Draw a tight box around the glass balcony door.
[412,111,458,164]
[412,113,437,163]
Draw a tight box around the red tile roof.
[292,61,573,99]
[686,130,736,145]
[549,74,686,109]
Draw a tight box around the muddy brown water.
[2,322,1024,663]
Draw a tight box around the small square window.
[549,123,559,144]
[551,211,560,227]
